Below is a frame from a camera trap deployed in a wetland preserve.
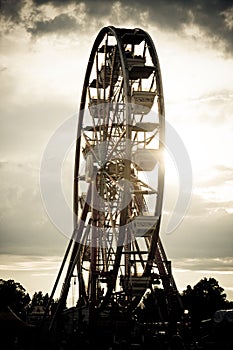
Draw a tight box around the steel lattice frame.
[47,27,179,329]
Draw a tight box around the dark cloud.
[0,0,26,23]
[33,0,74,5]
[1,1,232,53]
[187,0,233,53]
[27,13,78,36]
[34,1,233,51]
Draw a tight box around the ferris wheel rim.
[72,26,166,311]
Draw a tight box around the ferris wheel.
[48,26,178,329]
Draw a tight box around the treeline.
[0,279,57,319]
[0,277,232,322]
[137,277,233,323]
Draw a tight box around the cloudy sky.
[0,0,233,302]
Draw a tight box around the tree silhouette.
[29,290,59,317]
[0,279,30,315]
[182,277,228,336]
[182,277,227,320]
[30,291,50,309]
